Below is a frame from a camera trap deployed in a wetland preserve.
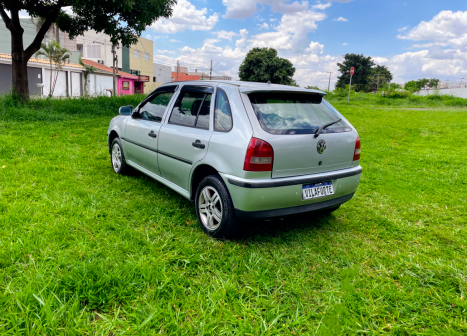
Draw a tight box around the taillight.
[244,138,274,171]
[353,136,361,161]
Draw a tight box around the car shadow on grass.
[235,212,337,242]
[126,168,338,241]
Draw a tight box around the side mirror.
[119,105,133,116]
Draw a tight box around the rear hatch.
[246,92,356,178]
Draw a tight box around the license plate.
[302,181,334,200]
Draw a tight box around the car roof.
[158,80,326,96]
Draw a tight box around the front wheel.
[110,138,131,175]
[195,175,239,239]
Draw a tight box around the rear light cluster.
[353,136,361,161]
[244,138,274,171]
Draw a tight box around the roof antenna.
[267,80,271,84]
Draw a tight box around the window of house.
[87,44,101,58]
[134,50,140,59]
[139,92,175,122]
[169,91,211,129]
[153,77,156,82]
[214,88,233,132]
[77,44,83,55]
[144,52,149,61]
[122,81,130,90]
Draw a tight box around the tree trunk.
[11,28,29,100]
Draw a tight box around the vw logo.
[317,139,326,154]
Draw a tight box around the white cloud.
[397,10,467,48]
[305,41,324,54]
[204,38,220,44]
[150,0,219,33]
[270,18,277,22]
[222,0,310,19]
[170,39,181,42]
[146,34,152,39]
[216,30,238,40]
[398,26,409,32]
[343,42,348,46]
[258,22,269,29]
[157,49,177,54]
[333,17,348,22]
[249,10,326,51]
[236,29,249,48]
[312,2,332,10]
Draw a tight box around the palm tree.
[35,40,71,97]
[79,57,96,96]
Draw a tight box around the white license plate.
[302,181,334,200]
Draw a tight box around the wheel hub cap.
[198,186,223,230]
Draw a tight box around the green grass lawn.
[0,95,466,335]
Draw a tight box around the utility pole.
[327,72,332,92]
[176,60,179,82]
[210,60,212,80]
[111,44,116,97]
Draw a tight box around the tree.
[239,47,296,85]
[367,65,393,91]
[335,53,375,91]
[35,40,70,97]
[79,57,95,96]
[404,78,437,92]
[0,0,175,101]
[305,85,320,90]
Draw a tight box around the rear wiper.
[314,119,342,138]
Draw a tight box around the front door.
[123,89,177,175]
[158,85,214,191]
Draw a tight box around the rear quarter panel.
[194,84,254,177]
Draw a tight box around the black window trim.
[213,87,233,133]
[137,89,178,123]
[167,89,212,130]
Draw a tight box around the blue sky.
[145,0,467,88]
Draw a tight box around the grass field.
[0,94,466,335]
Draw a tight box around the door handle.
[148,131,157,138]
[192,140,205,149]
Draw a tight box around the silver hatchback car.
[107,81,362,238]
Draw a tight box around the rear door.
[157,85,214,191]
[123,86,177,175]
[244,92,356,178]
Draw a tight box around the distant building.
[186,69,232,81]
[0,18,82,64]
[153,63,172,85]
[171,72,202,82]
[81,59,142,95]
[0,53,83,97]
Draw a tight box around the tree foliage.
[239,48,296,85]
[0,0,176,99]
[335,54,395,92]
[335,54,375,91]
[404,78,440,92]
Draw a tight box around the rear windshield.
[248,92,352,135]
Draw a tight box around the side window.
[139,92,174,122]
[169,91,212,129]
[214,89,233,132]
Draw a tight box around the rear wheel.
[195,175,239,239]
[110,138,131,175]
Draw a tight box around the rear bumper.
[235,193,354,219]
[220,166,361,217]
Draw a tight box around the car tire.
[110,138,131,175]
[195,175,240,239]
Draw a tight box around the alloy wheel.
[112,143,122,172]
[198,186,223,230]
